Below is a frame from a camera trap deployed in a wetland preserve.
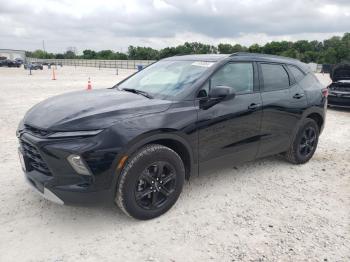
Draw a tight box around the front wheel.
[285,118,319,164]
[115,144,185,220]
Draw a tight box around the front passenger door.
[197,62,263,170]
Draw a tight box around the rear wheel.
[285,118,319,164]
[116,144,185,220]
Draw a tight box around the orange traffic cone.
[52,68,56,80]
[86,77,92,90]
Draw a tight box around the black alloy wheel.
[285,118,319,164]
[116,144,185,220]
[135,161,177,210]
[299,126,317,157]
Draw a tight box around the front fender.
[110,130,198,194]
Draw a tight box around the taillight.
[322,88,329,97]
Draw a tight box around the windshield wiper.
[122,88,153,99]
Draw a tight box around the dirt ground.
[0,66,349,262]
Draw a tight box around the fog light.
[67,154,92,176]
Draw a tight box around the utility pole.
[42,40,46,52]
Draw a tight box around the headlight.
[67,154,92,176]
[48,130,102,138]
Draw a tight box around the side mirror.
[200,85,236,109]
[210,85,235,100]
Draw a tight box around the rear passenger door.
[257,63,308,158]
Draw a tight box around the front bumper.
[18,131,121,206]
[26,177,64,205]
[328,91,350,108]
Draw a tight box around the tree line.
[26,32,350,64]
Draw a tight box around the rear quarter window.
[288,65,305,82]
[261,63,290,91]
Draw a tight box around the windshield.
[117,60,213,100]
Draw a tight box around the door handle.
[248,103,260,110]
[293,93,304,99]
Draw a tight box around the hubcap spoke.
[159,186,173,197]
[162,172,176,185]
[305,129,310,139]
[306,146,311,154]
[300,146,307,154]
[136,188,153,200]
[151,191,159,206]
[300,143,307,149]
[140,170,154,184]
[155,162,165,177]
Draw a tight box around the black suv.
[17,53,327,220]
[1,59,21,67]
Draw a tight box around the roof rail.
[230,52,300,62]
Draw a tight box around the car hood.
[23,89,172,131]
[331,64,350,82]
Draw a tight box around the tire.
[285,118,319,164]
[115,144,185,220]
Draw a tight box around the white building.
[0,49,26,60]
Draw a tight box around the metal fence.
[27,58,156,69]
[26,58,324,73]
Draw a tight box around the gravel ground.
[0,66,349,262]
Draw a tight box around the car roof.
[231,52,311,72]
[163,54,230,62]
[163,52,310,72]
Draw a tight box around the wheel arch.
[300,106,325,133]
[305,112,324,132]
[289,107,325,148]
[118,130,197,181]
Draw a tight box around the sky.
[0,0,349,53]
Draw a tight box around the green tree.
[248,44,261,53]
[55,53,65,59]
[82,49,97,59]
[280,49,298,59]
[128,46,159,60]
[218,43,234,54]
[159,47,177,59]
[29,50,55,59]
[96,50,115,59]
[64,50,76,59]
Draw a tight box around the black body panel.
[198,92,262,171]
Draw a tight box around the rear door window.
[261,63,290,91]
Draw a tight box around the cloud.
[0,0,349,52]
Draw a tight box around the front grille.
[20,140,52,175]
[331,86,350,92]
[330,83,350,92]
[24,125,52,137]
